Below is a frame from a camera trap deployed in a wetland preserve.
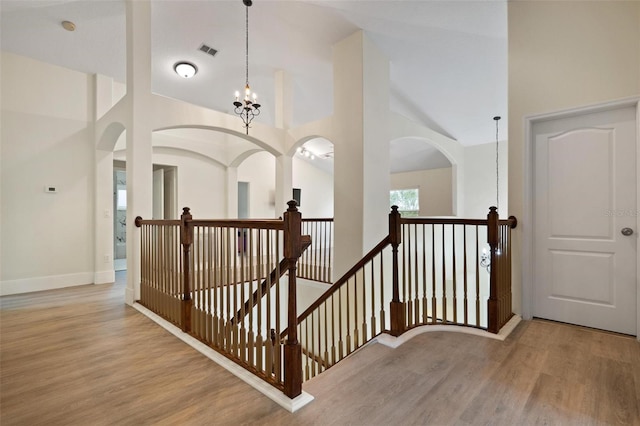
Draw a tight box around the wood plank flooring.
[1,273,639,425]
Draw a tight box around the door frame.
[522,97,640,339]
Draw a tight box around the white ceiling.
[0,0,507,172]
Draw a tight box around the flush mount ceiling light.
[174,62,197,79]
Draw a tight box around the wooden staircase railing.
[136,203,516,397]
[281,206,517,382]
[298,218,333,284]
[135,201,306,399]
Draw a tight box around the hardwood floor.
[1,274,639,425]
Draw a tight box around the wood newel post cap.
[391,205,399,215]
[134,216,143,227]
[489,206,498,216]
[182,207,191,217]
[287,200,298,212]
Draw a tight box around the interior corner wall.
[390,168,452,216]
[292,158,334,218]
[508,1,640,316]
[463,141,508,219]
[1,52,95,295]
[237,151,277,218]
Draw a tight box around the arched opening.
[389,137,454,217]
[291,137,334,218]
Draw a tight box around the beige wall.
[1,52,95,291]
[390,167,453,216]
[508,1,640,315]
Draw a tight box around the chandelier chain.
[245,5,249,86]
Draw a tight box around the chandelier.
[233,0,261,135]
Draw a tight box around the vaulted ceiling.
[1,0,507,171]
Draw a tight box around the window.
[117,189,127,210]
[390,189,419,217]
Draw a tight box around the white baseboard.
[133,303,315,412]
[94,270,115,285]
[0,272,94,296]
[375,315,523,349]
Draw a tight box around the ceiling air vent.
[199,44,218,57]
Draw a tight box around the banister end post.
[134,216,143,227]
[389,205,401,246]
[287,199,298,212]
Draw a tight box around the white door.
[533,105,637,335]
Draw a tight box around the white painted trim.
[636,102,640,342]
[94,270,115,285]
[0,272,94,296]
[132,303,315,412]
[522,97,640,336]
[374,316,522,348]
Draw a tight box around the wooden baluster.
[487,206,499,333]
[452,224,457,324]
[422,224,427,324]
[328,220,333,282]
[338,285,344,360]
[324,294,329,371]
[180,207,193,333]
[362,262,367,345]
[353,273,358,350]
[248,228,254,366]
[431,224,436,324]
[206,226,215,344]
[389,206,405,336]
[331,293,336,365]
[379,250,385,332]
[404,223,411,326]
[463,225,468,326]
[226,227,232,353]
[283,200,302,399]
[475,226,481,327]
[370,259,376,338]
[346,277,351,354]
[442,224,447,323]
[256,229,263,370]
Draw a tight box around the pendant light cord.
[494,116,501,213]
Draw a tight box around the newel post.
[487,206,499,334]
[283,200,303,399]
[180,207,193,333]
[389,205,405,337]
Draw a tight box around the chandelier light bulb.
[235,91,240,101]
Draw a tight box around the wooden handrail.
[189,218,284,230]
[281,235,392,338]
[231,236,312,325]
[135,218,180,227]
[301,218,334,222]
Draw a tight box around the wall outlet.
[104,254,110,263]
[44,186,57,193]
